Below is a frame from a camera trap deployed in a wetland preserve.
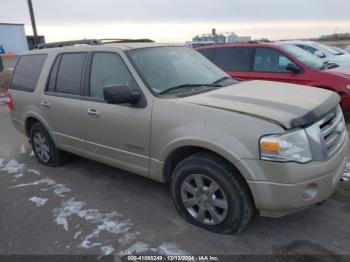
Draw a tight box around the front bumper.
[238,134,349,217]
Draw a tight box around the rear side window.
[212,47,254,72]
[47,56,60,92]
[197,48,214,60]
[10,54,47,92]
[54,53,86,95]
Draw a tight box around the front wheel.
[170,152,254,234]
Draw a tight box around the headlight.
[346,84,350,91]
[260,129,312,163]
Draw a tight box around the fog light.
[303,183,318,200]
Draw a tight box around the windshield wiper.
[158,83,221,95]
[212,76,231,84]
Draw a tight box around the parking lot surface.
[0,104,350,257]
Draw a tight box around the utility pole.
[27,0,38,45]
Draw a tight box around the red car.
[197,43,350,111]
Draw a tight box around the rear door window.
[55,53,86,95]
[212,47,254,72]
[10,54,47,92]
[46,55,61,92]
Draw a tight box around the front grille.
[318,106,346,157]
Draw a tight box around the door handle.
[41,100,50,108]
[87,108,99,117]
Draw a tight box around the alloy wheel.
[181,174,228,225]
[33,132,50,163]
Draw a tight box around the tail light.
[6,92,15,111]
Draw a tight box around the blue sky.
[2,0,350,42]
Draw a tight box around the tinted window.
[46,56,61,92]
[212,47,253,71]
[56,53,86,95]
[10,54,47,92]
[197,48,214,60]
[254,48,294,72]
[90,53,138,98]
[297,44,318,55]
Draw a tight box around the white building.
[227,32,251,43]
[0,23,28,54]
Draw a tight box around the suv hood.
[326,66,350,77]
[182,80,340,129]
[327,56,350,67]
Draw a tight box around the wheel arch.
[24,112,51,138]
[162,142,249,183]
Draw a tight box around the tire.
[170,152,254,234]
[29,123,68,166]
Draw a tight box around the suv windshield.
[127,46,230,95]
[280,45,325,70]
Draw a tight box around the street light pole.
[27,0,38,45]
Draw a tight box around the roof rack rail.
[34,39,102,49]
[100,38,154,43]
[33,38,155,49]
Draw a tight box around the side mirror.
[314,50,326,58]
[103,85,141,105]
[286,63,302,74]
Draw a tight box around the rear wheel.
[30,123,68,166]
[171,152,254,234]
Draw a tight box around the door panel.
[83,101,151,176]
[41,95,87,156]
[226,70,310,85]
[40,52,88,156]
[83,52,151,177]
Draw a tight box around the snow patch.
[74,231,82,239]
[118,232,140,246]
[101,245,115,256]
[29,151,34,157]
[28,169,41,176]
[2,159,189,257]
[30,196,48,207]
[14,173,24,178]
[53,198,133,249]
[342,161,350,182]
[53,184,71,197]
[155,242,189,256]
[10,177,56,189]
[119,242,150,256]
[20,145,26,154]
[10,177,72,197]
[1,159,26,174]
